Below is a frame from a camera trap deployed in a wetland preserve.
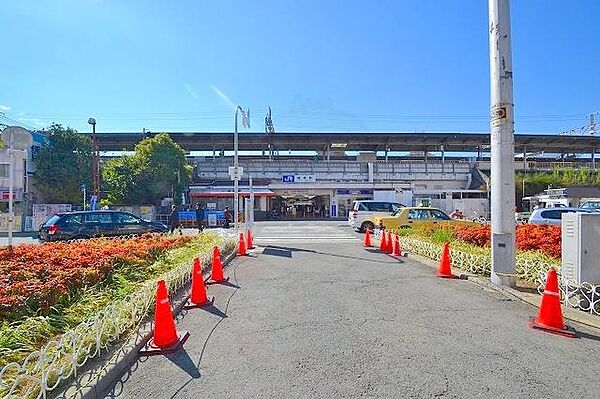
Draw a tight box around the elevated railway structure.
[90,131,600,159]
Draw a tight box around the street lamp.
[88,118,99,210]
[233,106,250,233]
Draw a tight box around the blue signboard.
[282,175,295,183]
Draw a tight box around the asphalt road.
[106,221,600,398]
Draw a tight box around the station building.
[189,154,489,219]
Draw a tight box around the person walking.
[169,204,181,235]
[195,202,205,232]
[223,206,232,229]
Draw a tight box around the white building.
[191,156,489,220]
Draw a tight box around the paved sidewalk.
[106,221,600,398]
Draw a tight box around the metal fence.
[0,236,236,399]
[538,272,600,317]
[394,234,599,317]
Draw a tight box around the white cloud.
[18,117,46,127]
[0,105,11,112]
[184,84,199,100]
[211,85,235,109]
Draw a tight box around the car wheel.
[360,221,375,233]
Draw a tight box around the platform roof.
[89,131,600,154]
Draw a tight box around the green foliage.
[33,124,92,204]
[0,233,225,368]
[430,229,455,244]
[102,133,193,205]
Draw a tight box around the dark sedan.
[39,210,168,242]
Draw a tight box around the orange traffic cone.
[247,229,255,249]
[210,246,227,283]
[238,233,248,256]
[391,233,400,257]
[528,269,577,337]
[437,242,455,278]
[363,228,371,247]
[379,230,387,252]
[140,280,189,356]
[185,258,213,309]
[386,231,393,254]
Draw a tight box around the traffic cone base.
[184,296,215,309]
[528,317,577,338]
[436,272,458,279]
[140,331,191,356]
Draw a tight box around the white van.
[348,200,404,232]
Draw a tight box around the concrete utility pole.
[234,106,250,233]
[489,0,516,287]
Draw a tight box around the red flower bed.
[450,224,561,259]
[0,234,192,321]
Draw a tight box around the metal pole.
[489,0,516,287]
[249,175,254,229]
[234,107,239,233]
[8,131,13,252]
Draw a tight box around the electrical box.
[561,212,600,285]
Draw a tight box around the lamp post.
[88,118,99,210]
[233,106,250,233]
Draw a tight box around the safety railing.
[537,272,600,317]
[0,236,237,399]
[392,234,600,317]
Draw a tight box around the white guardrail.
[388,233,600,317]
[0,237,235,399]
[538,273,600,317]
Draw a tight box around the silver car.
[528,207,595,225]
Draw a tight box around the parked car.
[527,207,595,225]
[348,200,404,232]
[39,211,168,242]
[374,207,480,230]
[579,200,600,210]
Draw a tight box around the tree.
[102,133,192,205]
[33,124,93,204]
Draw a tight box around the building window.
[0,163,9,178]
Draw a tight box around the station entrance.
[272,192,331,219]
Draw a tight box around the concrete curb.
[54,249,238,399]
[406,251,600,332]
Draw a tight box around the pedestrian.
[169,204,181,235]
[223,206,232,229]
[449,209,463,219]
[195,202,205,232]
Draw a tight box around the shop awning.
[189,187,275,198]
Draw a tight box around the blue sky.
[0,0,598,134]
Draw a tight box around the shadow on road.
[166,349,201,379]
[206,279,241,289]
[262,247,293,258]
[262,245,402,264]
[577,329,600,342]
[199,303,228,318]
